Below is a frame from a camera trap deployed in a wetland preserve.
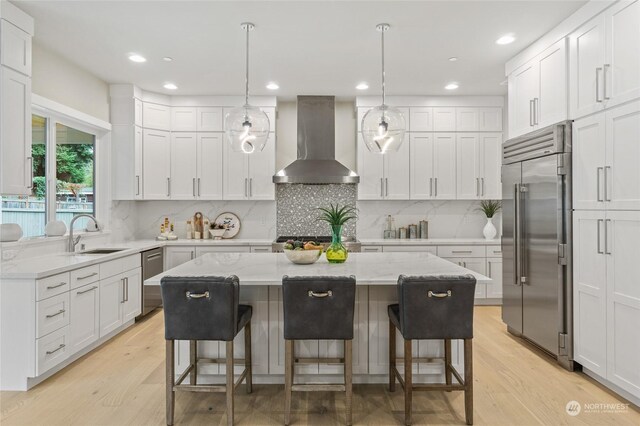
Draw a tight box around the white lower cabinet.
[165,246,195,269]
[69,283,100,354]
[36,326,70,376]
[122,269,141,324]
[442,257,487,299]
[99,267,141,338]
[485,257,503,298]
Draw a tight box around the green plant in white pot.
[477,200,501,240]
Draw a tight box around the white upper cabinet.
[134,126,143,200]
[171,107,197,131]
[223,134,275,200]
[479,133,502,199]
[409,133,434,199]
[142,102,171,131]
[509,61,539,138]
[142,129,171,199]
[169,132,198,199]
[357,135,385,200]
[134,99,142,126]
[0,20,31,76]
[479,107,503,132]
[357,134,410,200]
[455,133,502,200]
[433,107,456,131]
[410,107,433,131]
[383,137,410,200]
[573,112,606,210]
[197,107,223,131]
[196,133,223,200]
[432,133,457,199]
[456,108,479,131]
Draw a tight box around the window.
[1,115,97,238]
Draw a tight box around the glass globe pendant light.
[361,23,406,154]
[225,22,270,154]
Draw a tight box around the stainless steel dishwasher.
[140,247,164,317]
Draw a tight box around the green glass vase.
[326,225,348,263]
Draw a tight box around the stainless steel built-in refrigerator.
[502,121,573,370]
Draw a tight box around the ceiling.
[16,0,586,99]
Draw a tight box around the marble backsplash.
[276,184,357,238]
[110,200,276,241]
[356,200,502,239]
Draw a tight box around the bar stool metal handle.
[186,291,210,299]
[308,290,333,298]
[428,290,452,298]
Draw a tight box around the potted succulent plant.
[477,200,501,240]
[317,204,357,263]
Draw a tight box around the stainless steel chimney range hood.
[273,96,360,184]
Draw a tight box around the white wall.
[31,42,110,121]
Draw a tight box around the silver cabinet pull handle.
[596,67,603,102]
[167,177,171,197]
[250,178,253,197]
[136,175,140,196]
[452,250,472,254]
[597,167,603,201]
[244,178,248,197]
[604,219,611,255]
[147,253,162,260]
[193,177,196,197]
[604,166,611,201]
[77,272,98,280]
[308,290,332,298]
[46,309,66,319]
[481,177,485,196]
[529,99,535,126]
[603,64,610,100]
[476,178,479,196]
[488,261,492,278]
[428,290,452,298]
[380,178,384,197]
[186,291,210,299]
[46,282,67,290]
[534,97,539,125]
[124,277,129,302]
[385,178,389,196]
[46,344,66,355]
[197,178,201,196]
[597,219,604,254]
[434,178,438,197]
[429,177,433,196]
[77,286,98,295]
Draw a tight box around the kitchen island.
[145,252,489,384]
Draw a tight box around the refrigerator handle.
[513,183,520,286]
[519,184,527,285]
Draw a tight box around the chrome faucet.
[68,214,100,252]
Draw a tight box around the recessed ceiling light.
[163,82,178,90]
[448,57,458,62]
[356,82,369,90]
[445,82,459,90]
[496,34,516,45]
[128,54,146,63]
[266,82,279,90]
[163,57,173,62]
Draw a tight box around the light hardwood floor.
[1,307,638,425]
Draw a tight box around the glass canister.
[398,227,407,239]
[408,224,418,239]
[419,220,429,239]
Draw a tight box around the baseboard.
[582,368,640,408]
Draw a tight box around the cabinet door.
[1,66,31,195]
[509,62,538,137]
[142,129,171,199]
[605,0,640,108]
[410,107,433,131]
[573,211,607,376]
[99,275,124,337]
[197,107,223,131]
[171,107,197,131]
[409,133,434,199]
[122,268,141,323]
[134,126,143,199]
[0,21,31,76]
[433,107,456,131]
[605,101,640,210]
[456,108,479,131]
[383,136,410,200]
[357,135,384,200]
[432,133,457,199]
[197,133,223,200]
[605,211,640,396]
[572,113,606,210]
[165,247,195,269]
[142,102,171,131]
[169,133,197,200]
[537,39,568,128]
[69,283,100,354]
[570,15,606,119]
[222,141,249,200]
[486,258,503,299]
[248,134,275,200]
[479,107,503,132]
[479,133,503,199]
[456,134,480,199]
[447,258,487,299]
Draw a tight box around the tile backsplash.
[276,184,357,237]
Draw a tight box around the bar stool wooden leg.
[464,338,473,425]
[226,341,234,426]
[389,320,396,392]
[444,338,452,391]
[189,340,197,385]
[166,340,175,426]
[244,322,252,394]
[404,339,413,426]
[284,340,293,425]
[344,339,353,426]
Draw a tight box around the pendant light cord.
[381,27,386,108]
[245,25,250,107]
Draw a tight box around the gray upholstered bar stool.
[282,275,357,426]
[388,274,477,425]
[160,276,252,426]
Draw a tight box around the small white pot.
[483,217,497,240]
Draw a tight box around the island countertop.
[145,252,490,286]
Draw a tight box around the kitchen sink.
[79,248,128,254]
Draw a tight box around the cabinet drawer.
[383,245,437,254]
[486,246,502,257]
[100,254,141,279]
[70,265,100,289]
[36,326,70,375]
[362,245,383,253]
[37,292,70,338]
[36,272,70,301]
[250,246,271,253]
[438,245,485,258]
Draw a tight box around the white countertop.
[144,252,490,286]
[360,238,501,246]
